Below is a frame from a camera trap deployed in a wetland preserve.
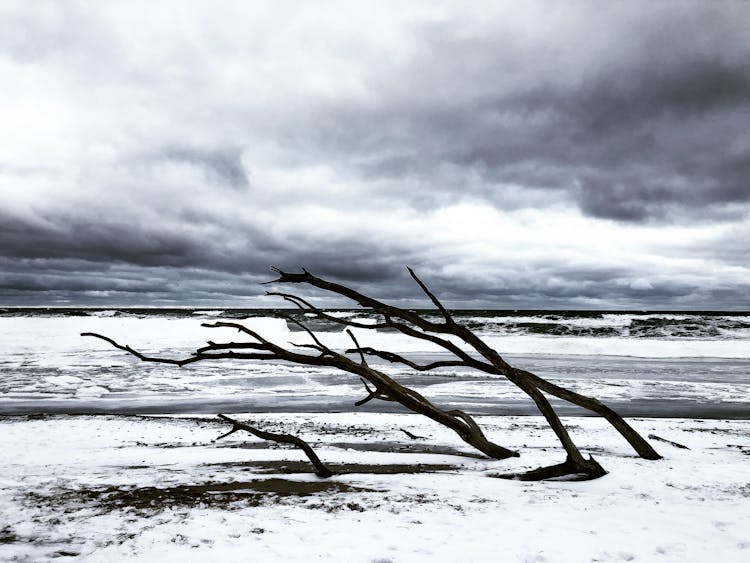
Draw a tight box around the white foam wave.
[91,310,119,317]
[2,314,749,368]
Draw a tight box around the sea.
[1,308,748,418]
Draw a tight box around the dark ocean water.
[3,307,750,339]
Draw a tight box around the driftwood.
[82,266,661,480]
[214,414,335,478]
[648,434,690,450]
[400,428,425,440]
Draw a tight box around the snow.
[1,313,748,560]
[1,413,748,562]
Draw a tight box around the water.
[0,309,748,418]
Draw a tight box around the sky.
[1,1,749,309]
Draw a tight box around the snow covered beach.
[1,413,748,562]
[1,310,748,561]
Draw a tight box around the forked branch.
[265,267,660,479]
[82,265,660,481]
[82,315,519,461]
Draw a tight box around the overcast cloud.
[1,1,748,309]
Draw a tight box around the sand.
[1,412,748,562]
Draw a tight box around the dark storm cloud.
[0,210,227,269]
[2,1,749,308]
[278,3,750,222]
[408,263,681,305]
[0,207,430,305]
[0,272,165,294]
[0,209,411,279]
[157,146,249,189]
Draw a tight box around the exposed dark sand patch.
[24,479,375,513]
[682,427,750,436]
[580,446,646,459]
[213,440,487,458]
[0,527,18,544]
[328,441,487,458]
[203,460,460,474]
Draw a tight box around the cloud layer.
[1,1,748,308]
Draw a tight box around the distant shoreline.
[2,307,750,315]
[2,401,749,419]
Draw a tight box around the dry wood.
[214,414,335,478]
[648,434,690,450]
[82,266,662,480]
[400,428,426,440]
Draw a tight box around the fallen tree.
[83,267,661,480]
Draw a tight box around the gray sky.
[1,1,749,309]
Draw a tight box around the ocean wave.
[191,310,225,317]
[455,313,750,340]
[2,310,749,357]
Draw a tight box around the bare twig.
[648,434,690,450]
[83,332,214,367]
[354,377,392,406]
[407,266,453,324]
[348,346,468,371]
[346,329,367,366]
[281,314,330,350]
[400,428,425,440]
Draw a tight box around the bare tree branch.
[348,346,469,371]
[346,329,367,366]
[279,313,334,356]
[196,341,268,354]
[264,268,447,333]
[261,267,661,477]
[265,292,389,329]
[215,414,335,478]
[648,434,690,450]
[353,376,393,406]
[407,266,454,325]
[268,286,486,368]
[83,332,216,367]
[83,323,518,460]
[83,265,661,480]
[400,428,425,440]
